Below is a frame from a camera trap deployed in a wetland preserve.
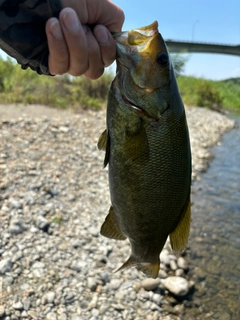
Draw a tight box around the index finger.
[61,0,125,31]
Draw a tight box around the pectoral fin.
[170,195,191,252]
[100,206,126,240]
[97,129,110,168]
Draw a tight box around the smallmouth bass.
[98,21,192,278]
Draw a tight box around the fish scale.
[98,21,192,278]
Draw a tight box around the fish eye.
[156,52,168,65]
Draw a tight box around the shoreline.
[0,104,236,320]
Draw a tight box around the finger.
[91,0,125,32]
[93,25,116,67]
[61,0,125,31]
[59,8,88,76]
[84,27,104,80]
[46,18,69,75]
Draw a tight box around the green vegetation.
[177,76,240,112]
[0,56,239,112]
[0,56,113,111]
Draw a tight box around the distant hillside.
[220,77,240,86]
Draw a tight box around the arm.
[0,0,62,75]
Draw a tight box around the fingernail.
[94,25,109,45]
[63,8,80,32]
[50,19,62,39]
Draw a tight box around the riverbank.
[0,104,236,320]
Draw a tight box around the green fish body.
[98,21,192,278]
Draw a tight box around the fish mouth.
[121,93,160,121]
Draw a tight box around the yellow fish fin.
[97,129,107,151]
[97,129,110,168]
[170,195,191,253]
[115,256,160,279]
[100,206,126,240]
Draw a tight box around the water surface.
[184,114,240,320]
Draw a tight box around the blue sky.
[114,0,240,80]
[0,0,239,80]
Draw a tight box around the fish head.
[113,21,176,120]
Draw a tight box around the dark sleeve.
[0,0,62,75]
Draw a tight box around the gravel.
[0,104,235,320]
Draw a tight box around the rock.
[108,279,123,290]
[141,278,160,291]
[177,257,188,270]
[8,199,22,209]
[35,216,50,231]
[87,277,98,292]
[9,217,27,234]
[161,276,189,296]
[152,293,162,305]
[0,305,5,317]
[12,301,23,310]
[11,251,23,263]
[158,270,168,278]
[175,268,184,277]
[0,259,12,274]
[22,297,31,310]
[28,310,39,319]
[57,313,67,320]
[42,292,56,304]
[170,259,178,271]
[46,312,57,320]
[160,250,170,265]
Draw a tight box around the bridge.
[165,40,240,56]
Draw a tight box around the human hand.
[45,0,124,79]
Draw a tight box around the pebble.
[0,259,12,274]
[0,305,5,317]
[141,278,160,291]
[0,106,235,320]
[22,297,31,310]
[12,302,23,310]
[161,276,189,296]
[35,216,50,231]
[9,217,27,234]
[177,257,188,270]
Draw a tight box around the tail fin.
[115,256,160,279]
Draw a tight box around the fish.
[98,21,192,279]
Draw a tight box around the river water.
[183,114,240,320]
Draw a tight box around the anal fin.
[170,195,191,253]
[100,206,126,240]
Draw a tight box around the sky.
[114,0,240,80]
[0,0,239,80]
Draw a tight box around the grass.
[177,76,240,112]
[0,56,239,112]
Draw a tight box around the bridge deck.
[165,40,240,56]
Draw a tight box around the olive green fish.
[98,21,192,279]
